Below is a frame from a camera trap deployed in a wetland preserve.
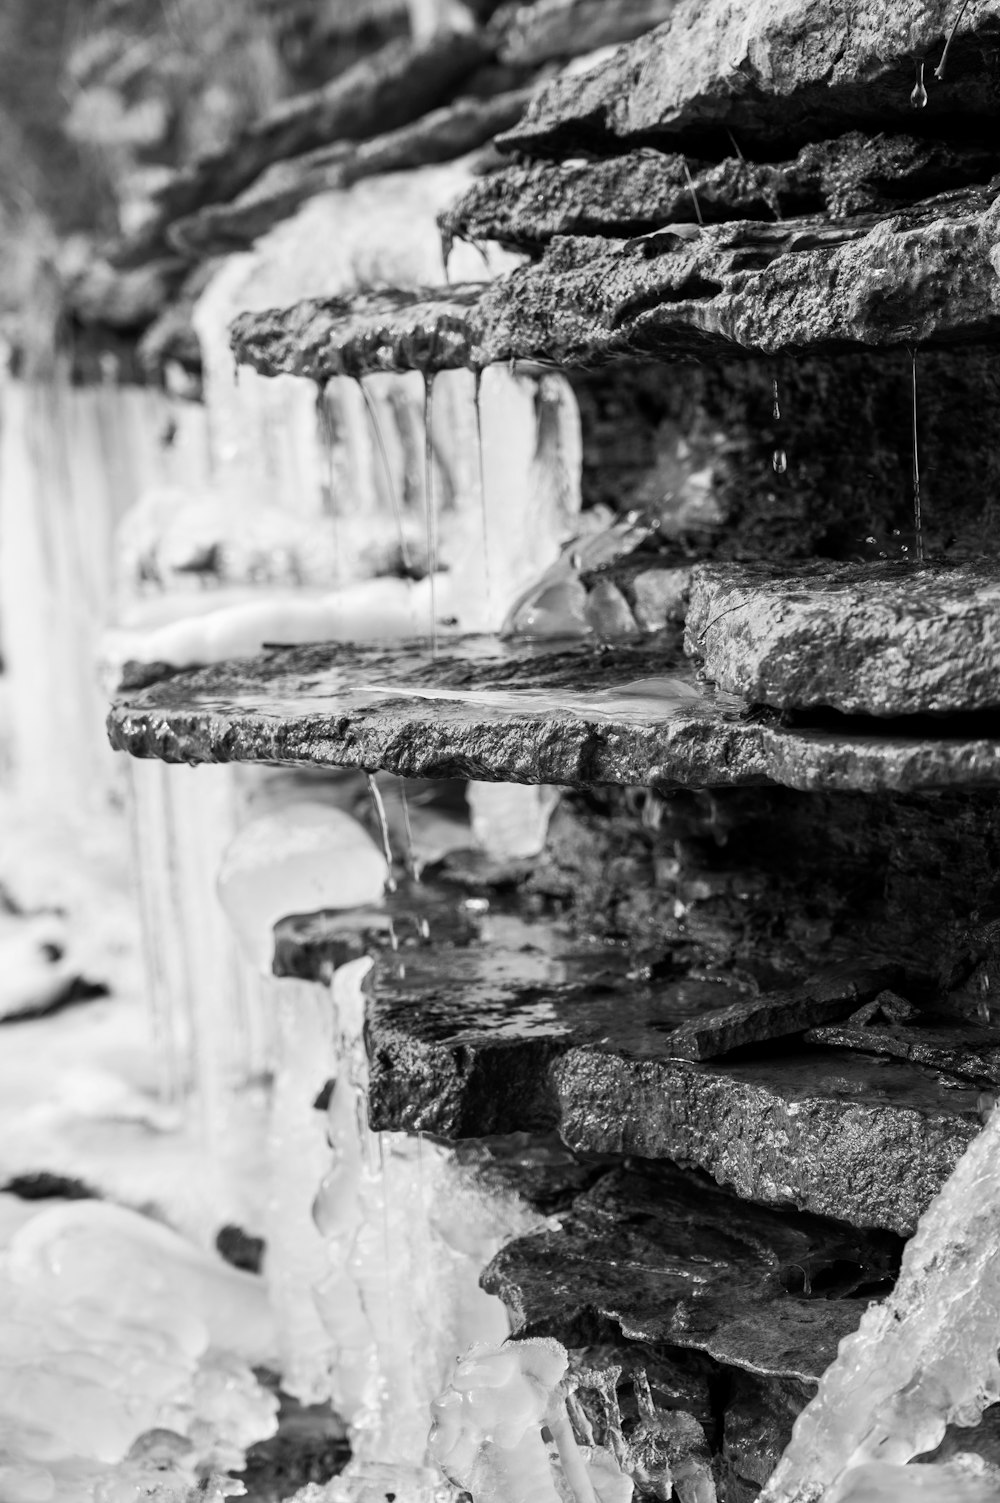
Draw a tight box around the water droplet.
[772,448,787,474]
[570,551,583,570]
[865,536,878,545]
[891,528,901,537]
[878,551,888,558]
[901,544,909,553]
[910,60,928,107]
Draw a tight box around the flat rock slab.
[483,1162,899,1382]
[498,0,1000,158]
[107,637,1000,794]
[805,1020,1000,1088]
[232,186,1000,373]
[686,559,1000,716]
[666,963,900,1061]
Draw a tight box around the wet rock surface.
[484,1161,899,1382]
[107,636,1000,793]
[490,0,681,68]
[232,184,1000,373]
[497,0,1000,158]
[687,559,1000,716]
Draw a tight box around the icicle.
[681,160,705,228]
[357,377,414,579]
[761,1105,1000,1502]
[364,773,398,894]
[399,784,419,882]
[423,373,439,655]
[911,349,925,561]
[934,0,972,80]
[473,367,495,630]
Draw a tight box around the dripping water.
[423,373,439,655]
[473,367,494,629]
[356,377,416,583]
[772,375,786,474]
[935,0,971,80]
[366,772,398,893]
[910,348,925,561]
[682,158,704,227]
[316,383,341,568]
[911,59,929,107]
[726,128,745,163]
[399,783,419,883]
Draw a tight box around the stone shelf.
[482,1161,900,1385]
[108,636,1000,794]
[686,558,1000,717]
[231,185,1000,375]
[497,0,1000,159]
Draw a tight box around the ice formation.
[0,1199,278,1503]
[467,783,561,862]
[429,1338,633,1503]
[217,801,388,973]
[762,1104,1000,1502]
[827,1456,1000,1501]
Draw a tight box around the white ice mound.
[827,1455,1000,1501]
[218,804,388,972]
[0,1200,278,1501]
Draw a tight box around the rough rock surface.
[483,1162,899,1381]
[686,559,1000,716]
[491,0,681,67]
[354,907,981,1232]
[497,0,1000,158]
[107,636,1000,793]
[169,89,532,257]
[441,136,1000,252]
[665,963,900,1061]
[232,185,1000,373]
[114,29,492,265]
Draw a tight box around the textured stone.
[491,0,680,67]
[686,559,1000,716]
[347,903,983,1232]
[550,1045,979,1234]
[483,1162,899,1381]
[108,637,1000,794]
[169,89,532,257]
[232,186,1000,374]
[497,0,1000,158]
[804,1021,1000,1088]
[666,963,900,1061]
[114,29,491,265]
[441,136,1000,253]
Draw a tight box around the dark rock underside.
[107,636,1000,793]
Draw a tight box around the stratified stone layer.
[232,187,1000,374]
[686,559,1000,716]
[107,638,1000,794]
[497,0,1000,158]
